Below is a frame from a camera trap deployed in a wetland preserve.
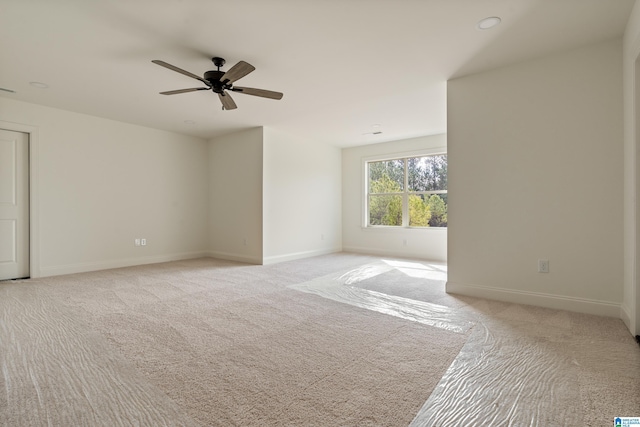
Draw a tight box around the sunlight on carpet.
[289,260,474,333]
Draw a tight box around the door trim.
[635,55,640,336]
[0,121,39,278]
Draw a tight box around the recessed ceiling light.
[477,16,501,30]
[29,81,49,89]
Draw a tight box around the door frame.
[0,121,40,278]
[635,55,640,337]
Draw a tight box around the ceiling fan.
[152,57,283,110]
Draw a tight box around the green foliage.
[367,156,448,228]
[369,194,402,226]
[368,173,402,225]
[427,194,447,227]
[382,195,402,225]
[407,155,447,191]
[369,172,401,194]
[368,160,404,191]
[409,195,431,226]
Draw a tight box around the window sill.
[361,226,447,231]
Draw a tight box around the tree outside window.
[367,154,447,228]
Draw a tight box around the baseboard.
[446,281,621,318]
[342,245,446,264]
[39,251,209,277]
[262,247,341,265]
[207,251,262,265]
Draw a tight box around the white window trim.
[362,146,447,229]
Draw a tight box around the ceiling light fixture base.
[211,57,226,69]
[477,16,501,30]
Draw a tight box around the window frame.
[362,147,447,229]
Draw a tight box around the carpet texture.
[1,254,469,426]
[4,254,638,426]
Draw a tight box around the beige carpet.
[0,254,470,426]
[4,254,639,426]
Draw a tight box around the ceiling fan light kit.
[152,57,283,111]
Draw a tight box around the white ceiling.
[0,0,634,147]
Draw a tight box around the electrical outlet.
[135,239,140,246]
[141,238,147,246]
[538,259,549,273]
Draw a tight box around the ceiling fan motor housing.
[204,70,228,93]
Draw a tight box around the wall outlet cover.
[538,259,549,273]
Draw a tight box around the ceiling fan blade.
[160,87,209,95]
[231,86,283,100]
[152,60,209,85]
[221,61,255,84]
[218,92,237,110]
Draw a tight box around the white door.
[0,129,29,280]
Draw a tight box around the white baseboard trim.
[342,245,446,264]
[207,251,262,265]
[262,247,341,265]
[446,281,621,318]
[39,251,210,277]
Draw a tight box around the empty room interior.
[1,1,640,425]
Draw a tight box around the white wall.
[208,127,263,264]
[447,40,624,317]
[262,127,342,264]
[623,1,640,335]
[0,98,209,277]
[342,134,448,262]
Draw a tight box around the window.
[366,154,447,228]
